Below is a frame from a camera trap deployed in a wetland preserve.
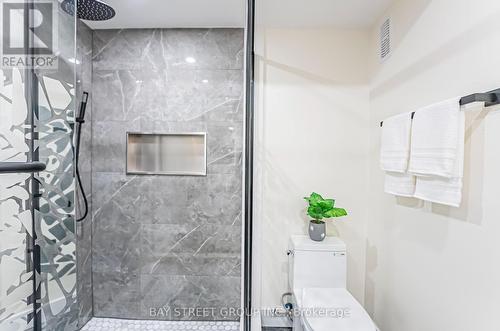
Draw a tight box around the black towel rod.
[380,88,500,127]
[0,162,46,174]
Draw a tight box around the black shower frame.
[243,0,255,330]
[23,0,42,330]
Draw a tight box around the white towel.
[414,176,463,207]
[413,115,465,207]
[385,172,416,197]
[408,97,462,177]
[380,112,413,173]
[409,97,465,207]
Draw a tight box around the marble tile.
[140,275,241,320]
[189,225,242,256]
[92,119,140,172]
[93,271,141,318]
[92,174,190,224]
[207,122,243,174]
[141,253,241,277]
[92,68,242,123]
[77,21,93,89]
[93,29,244,71]
[76,173,93,325]
[76,219,93,326]
[141,223,197,253]
[144,96,243,125]
[209,151,243,175]
[90,28,244,321]
[185,174,242,226]
[163,69,243,122]
[204,97,243,123]
[92,175,143,318]
[76,21,93,174]
[77,123,92,174]
[92,199,141,274]
[92,69,146,122]
[141,223,241,275]
[91,173,145,218]
[76,168,92,205]
[76,170,92,220]
[150,223,241,257]
[139,176,190,224]
[166,223,219,255]
[161,29,244,70]
[93,29,159,70]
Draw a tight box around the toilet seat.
[295,288,377,331]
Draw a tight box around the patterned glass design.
[35,71,78,330]
[0,68,34,331]
[0,1,78,330]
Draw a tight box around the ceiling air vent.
[380,18,391,61]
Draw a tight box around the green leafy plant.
[304,192,348,224]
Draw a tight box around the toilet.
[288,235,378,331]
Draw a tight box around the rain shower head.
[61,0,115,21]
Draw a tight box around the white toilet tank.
[288,235,347,291]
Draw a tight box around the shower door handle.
[0,162,46,174]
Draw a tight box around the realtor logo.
[1,0,58,68]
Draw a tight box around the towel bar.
[459,88,500,107]
[0,162,46,174]
[380,88,500,127]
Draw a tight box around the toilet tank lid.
[290,235,346,252]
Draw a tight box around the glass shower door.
[0,0,77,330]
[0,66,36,331]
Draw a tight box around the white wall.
[366,0,500,330]
[253,1,500,330]
[253,26,371,310]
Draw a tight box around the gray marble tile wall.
[90,28,244,321]
[76,20,93,328]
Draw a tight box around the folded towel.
[385,172,416,197]
[408,97,462,177]
[410,97,465,207]
[380,112,413,173]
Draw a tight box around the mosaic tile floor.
[81,318,240,331]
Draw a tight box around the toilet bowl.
[288,235,377,331]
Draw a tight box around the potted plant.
[304,192,348,241]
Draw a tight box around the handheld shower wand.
[75,92,89,223]
[76,92,88,123]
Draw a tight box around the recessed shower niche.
[126,133,207,176]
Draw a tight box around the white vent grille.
[380,18,391,61]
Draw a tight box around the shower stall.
[0,1,251,330]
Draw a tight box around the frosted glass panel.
[0,0,77,328]
[126,133,207,176]
[0,68,34,331]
